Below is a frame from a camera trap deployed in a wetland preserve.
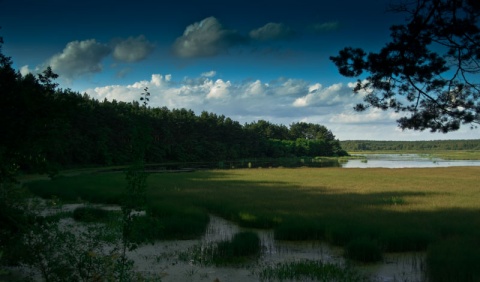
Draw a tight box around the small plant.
[345,237,382,263]
[383,196,405,205]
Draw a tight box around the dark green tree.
[331,0,480,133]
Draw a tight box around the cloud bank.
[83,72,392,125]
[81,73,477,140]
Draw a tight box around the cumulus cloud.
[271,78,309,96]
[243,80,266,96]
[206,79,231,99]
[293,83,353,107]
[249,22,296,41]
[311,21,340,32]
[47,39,111,78]
[113,35,155,62]
[172,17,245,58]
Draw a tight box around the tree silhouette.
[331,0,480,133]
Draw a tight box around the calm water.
[342,154,480,168]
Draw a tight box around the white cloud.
[83,74,351,123]
[249,22,295,41]
[47,39,111,78]
[244,80,266,96]
[206,79,231,99]
[20,65,32,76]
[293,83,353,107]
[151,74,171,87]
[273,78,309,96]
[201,70,216,77]
[113,35,155,62]
[172,17,245,58]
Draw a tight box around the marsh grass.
[274,217,325,240]
[256,259,368,281]
[26,167,480,279]
[145,203,209,240]
[181,231,261,266]
[427,238,480,282]
[212,231,261,264]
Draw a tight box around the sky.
[1,0,478,141]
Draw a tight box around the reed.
[256,259,368,281]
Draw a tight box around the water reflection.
[342,154,480,168]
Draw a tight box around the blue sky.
[1,0,478,140]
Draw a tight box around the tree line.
[0,42,346,173]
[340,139,480,152]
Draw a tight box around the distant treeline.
[340,140,480,152]
[1,64,347,172]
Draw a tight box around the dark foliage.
[331,0,480,132]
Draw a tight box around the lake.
[342,153,480,168]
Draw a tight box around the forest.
[340,139,480,152]
[0,43,347,175]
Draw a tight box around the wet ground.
[9,203,426,281]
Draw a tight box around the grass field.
[26,166,480,281]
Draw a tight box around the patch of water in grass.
[15,203,427,282]
[343,153,480,168]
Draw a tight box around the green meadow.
[27,166,480,281]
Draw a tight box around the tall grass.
[257,259,368,281]
[26,166,480,279]
[427,238,480,282]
